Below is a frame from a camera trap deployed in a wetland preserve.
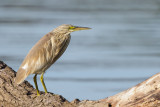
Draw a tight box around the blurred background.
[1,0,160,101]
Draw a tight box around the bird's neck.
[52,31,71,39]
[50,32,71,53]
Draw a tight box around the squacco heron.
[15,24,90,96]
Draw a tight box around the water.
[1,0,160,101]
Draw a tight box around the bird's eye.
[69,26,75,30]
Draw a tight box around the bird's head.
[53,24,91,34]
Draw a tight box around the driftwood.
[0,60,160,107]
[100,72,160,107]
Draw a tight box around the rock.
[0,61,74,107]
[1,60,160,107]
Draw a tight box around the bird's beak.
[74,26,91,31]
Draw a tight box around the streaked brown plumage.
[15,24,90,95]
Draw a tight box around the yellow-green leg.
[40,72,48,93]
[33,74,40,96]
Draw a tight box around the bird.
[15,24,91,96]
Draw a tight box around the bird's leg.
[33,74,40,96]
[40,72,48,93]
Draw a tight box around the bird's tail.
[15,68,28,84]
